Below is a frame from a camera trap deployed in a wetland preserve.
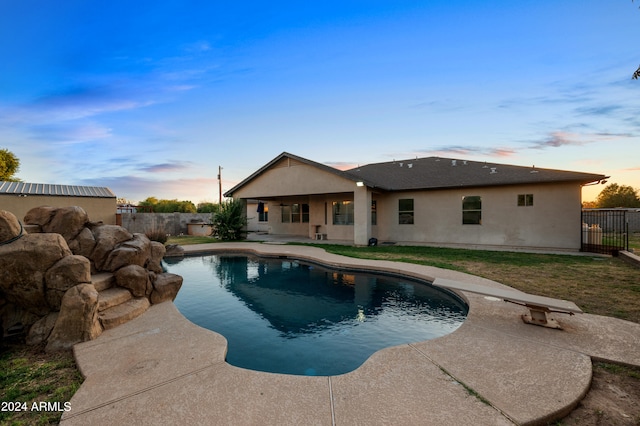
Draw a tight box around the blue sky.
[1,0,638,203]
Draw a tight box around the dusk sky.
[1,1,638,204]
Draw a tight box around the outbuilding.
[0,181,117,225]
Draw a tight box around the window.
[257,202,268,222]
[518,194,534,207]
[462,196,482,225]
[399,199,414,224]
[281,205,291,223]
[281,204,309,223]
[333,201,354,225]
[371,200,377,226]
[291,203,301,223]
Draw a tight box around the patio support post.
[353,185,371,246]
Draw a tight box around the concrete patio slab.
[330,345,515,425]
[411,322,592,425]
[61,242,640,426]
[69,302,228,412]
[63,361,333,426]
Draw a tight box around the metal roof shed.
[0,181,117,225]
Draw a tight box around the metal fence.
[581,209,629,255]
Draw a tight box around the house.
[0,181,117,225]
[225,152,608,250]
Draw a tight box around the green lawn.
[314,243,640,323]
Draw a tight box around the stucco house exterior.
[0,181,117,225]
[225,152,608,251]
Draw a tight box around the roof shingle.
[345,157,607,191]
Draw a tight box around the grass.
[0,344,82,425]
[629,233,640,252]
[167,235,219,245]
[316,242,640,323]
[595,361,640,380]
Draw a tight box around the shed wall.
[0,195,116,225]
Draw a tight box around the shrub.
[145,227,168,244]
[211,199,247,241]
[197,202,220,213]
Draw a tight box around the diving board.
[433,278,583,330]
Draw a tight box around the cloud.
[529,131,582,149]
[28,121,112,144]
[528,131,633,150]
[413,145,516,158]
[575,105,623,117]
[139,161,194,173]
[183,40,212,53]
[0,81,158,129]
[324,161,360,170]
[409,100,465,113]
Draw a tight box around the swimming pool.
[165,254,467,376]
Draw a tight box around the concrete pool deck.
[61,243,640,425]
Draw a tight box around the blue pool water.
[165,254,467,376]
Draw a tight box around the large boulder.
[0,210,23,242]
[0,233,72,315]
[164,244,184,257]
[91,225,133,271]
[24,206,57,227]
[150,273,183,304]
[68,227,97,259]
[45,255,92,310]
[26,312,58,346]
[115,264,152,298]
[147,241,166,273]
[45,284,102,352]
[102,233,152,272]
[42,206,88,242]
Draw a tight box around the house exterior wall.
[0,195,117,225]
[372,182,582,250]
[246,202,270,232]
[231,158,356,199]
[254,195,356,240]
[254,182,582,249]
[233,159,361,239]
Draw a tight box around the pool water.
[165,254,467,376]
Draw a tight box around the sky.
[1,0,638,204]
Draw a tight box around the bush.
[211,199,247,241]
[197,202,220,213]
[145,227,168,244]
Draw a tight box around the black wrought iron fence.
[581,209,628,255]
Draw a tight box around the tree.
[211,199,247,241]
[595,183,640,208]
[138,197,197,213]
[0,148,20,181]
[197,202,220,213]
